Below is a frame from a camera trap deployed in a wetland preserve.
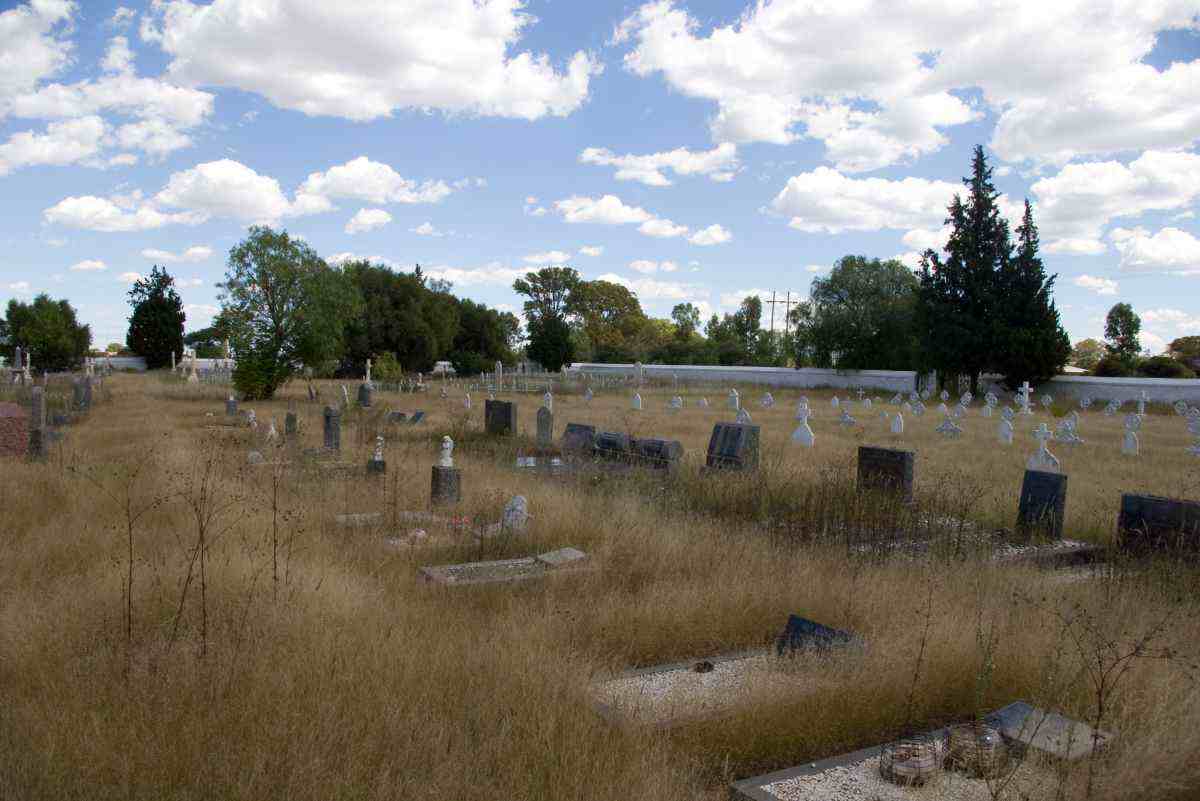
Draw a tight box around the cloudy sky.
[2,0,1199,353]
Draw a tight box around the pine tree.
[916,145,1010,393]
[993,200,1070,387]
[126,265,185,370]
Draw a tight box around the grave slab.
[419,547,593,586]
[1118,493,1200,553]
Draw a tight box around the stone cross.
[1018,381,1032,414]
[1122,412,1141,456]
[365,358,372,383]
[1027,422,1060,472]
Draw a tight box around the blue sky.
[1,0,1198,353]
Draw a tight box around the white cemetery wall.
[565,363,921,393]
[1040,375,1200,404]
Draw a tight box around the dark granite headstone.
[1016,470,1068,540]
[485,399,516,435]
[408,410,426,425]
[856,446,914,503]
[322,405,341,451]
[284,411,298,437]
[594,431,632,461]
[366,458,386,475]
[632,437,684,470]
[561,423,596,455]
[705,423,759,470]
[431,465,462,506]
[1118,493,1200,553]
[226,397,238,416]
[775,615,857,656]
[357,382,373,408]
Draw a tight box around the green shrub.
[1138,355,1196,379]
[1092,353,1136,377]
[372,351,404,382]
[233,346,291,400]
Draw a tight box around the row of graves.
[1,352,107,459]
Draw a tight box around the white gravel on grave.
[763,755,1059,801]
[595,653,820,725]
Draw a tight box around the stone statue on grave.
[439,436,454,468]
[373,435,384,463]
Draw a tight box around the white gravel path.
[595,653,823,725]
[764,755,1060,801]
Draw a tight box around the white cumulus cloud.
[580,142,738,186]
[69,259,106,272]
[298,156,451,206]
[146,0,598,122]
[688,223,732,246]
[1073,274,1119,296]
[639,218,688,238]
[141,245,212,262]
[555,194,652,225]
[1109,227,1200,276]
[345,207,392,234]
[523,250,572,264]
[578,245,603,256]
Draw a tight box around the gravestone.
[1017,470,1068,540]
[735,408,753,424]
[791,407,815,447]
[226,395,238,416]
[357,382,373,407]
[285,409,298,437]
[367,435,386,475]
[561,423,596,456]
[1118,494,1200,553]
[631,393,642,411]
[27,386,46,460]
[1027,422,1060,472]
[386,410,408,424]
[856,446,914,503]
[1122,413,1140,456]
[998,418,1014,445]
[631,438,684,471]
[775,614,857,656]
[408,410,426,425]
[485,399,516,436]
[705,422,759,471]
[322,405,341,451]
[431,436,461,506]
[501,496,529,533]
[594,431,632,461]
[536,406,554,447]
[890,412,904,435]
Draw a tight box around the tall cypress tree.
[126,265,185,370]
[916,145,1010,393]
[992,200,1070,387]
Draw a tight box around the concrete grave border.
[419,547,593,587]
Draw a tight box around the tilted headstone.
[408,410,426,425]
[323,405,341,451]
[536,406,554,447]
[1017,470,1068,540]
[936,413,963,437]
[775,614,857,656]
[856,446,914,503]
[485,399,516,436]
[1118,493,1200,553]
[761,392,775,408]
[561,422,596,456]
[705,422,760,471]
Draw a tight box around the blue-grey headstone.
[323,406,341,451]
[1017,470,1068,540]
[631,437,684,471]
[357,382,373,408]
[594,431,632,461]
[705,423,759,470]
[408,410,425,425]
[775,615,857,656]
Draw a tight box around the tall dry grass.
[1,373,1198,800]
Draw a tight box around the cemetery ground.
[2,374,1199,800]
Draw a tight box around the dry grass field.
[2,373,1199,801]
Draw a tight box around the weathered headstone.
[561,423,596,456]
[735,407,753,424]
[775,615,857,656]
[323,405,341,451]
[1027,423,1059,472]
[594,431,632,461]
[408,410,426,425]
[705,422,759,471]
[1118,493,1200,553]
[1016,470,1068,540]
[536,406,554,447]
[367,435,386,475]
[998,418,1014,445]
[856,446,914,503]
[226,395,238,416]
[631,437,684,471]
[431,436,461,506]
[357,382,373,408]
[631,392,642,411]
[485,399,516,436]
[1122,413,1140,456]
[284,409,298,437]
[791,407,815,447]
[890,412,904,435]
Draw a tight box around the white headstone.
[632,393,642,411]
[791,407,815,447]
[1027,423,1060,472]
[890,412,904,435]
[698,397,709,408]
[728,388,740,410]
[583,386,593,404]
[669,395,683,410]
[761,392,775,408]
[542,391,553,412]
[464,393,472,410]
[998,418,1014,445]
[838,408,855,427]
[502,496,529,533]
[373,435,384,462]
[831,395,840,409]
[736,407,753,424]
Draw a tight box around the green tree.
[514,267,580,371]
[568,279,647,362]
[219,226,360,400]
[1070,338,1105,371]
[1104,303,1141,362]
[991,200,1070,388]
[1168,335,1200,369]
[126,265,185,370]
[917,145,1010,393]
[448,298,516,375]
[1138,355,1195,379]
[671,303,702,341]
[184,324,228,359]
[791,255,919,370]
[4,294,91,372]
